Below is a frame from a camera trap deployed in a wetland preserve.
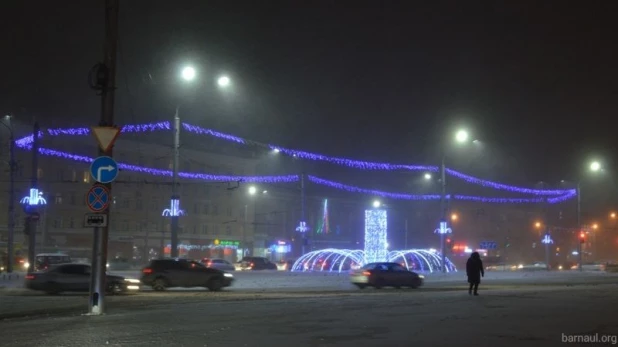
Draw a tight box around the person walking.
[466,251,484,295]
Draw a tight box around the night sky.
[1,1,617,190]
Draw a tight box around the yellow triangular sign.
[91,126,121,153]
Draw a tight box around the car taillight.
[362,271,371,276]
[25,274,35,280]
[250,262,254,267]
[142,268,153,274]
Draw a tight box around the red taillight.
[25,274,35,280]
[207,262,212,267]
[142,268,153,274]
[362,271,371,276]
[250,263,254,267]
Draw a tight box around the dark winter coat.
[466,252,484,284]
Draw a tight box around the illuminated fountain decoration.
[291,209,457,273]
[161,198,185,217]
[20,188,47,206]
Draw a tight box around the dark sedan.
[140,258,234,291]
[25,263,140,295]
[349,262,424,289]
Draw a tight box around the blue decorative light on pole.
[20,188,47,206]
[434,221,452,235]
[162,198,185,217]
[541,233,553,270]
[541,234,553,245]
[296,221,309,233]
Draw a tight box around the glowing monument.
[291,208,457,273]
[364,209,388,263]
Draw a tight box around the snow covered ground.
[1,273,618,346]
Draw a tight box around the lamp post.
[1,115,16,273]
[242,186,266,257]
[575,160,602,271]
[163,66,230,258]
[437,128,470,272]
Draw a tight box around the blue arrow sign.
[86,185,110,212]
[90,156,119,184]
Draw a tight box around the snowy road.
[1,271,618,346]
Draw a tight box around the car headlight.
[23,262,30,269]
[224,273,233,278]
[418,275,425,279]
[517,264,523,269]
[124,278,140,284]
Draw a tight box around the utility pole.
[170,109,180,258]
[439,155,447,273]
[88,0,118,315]
[26,122,40,273]
[576,182,582,272]
[2,117,16,273]
[300,173,307,255]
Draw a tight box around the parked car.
[202,258,235,272]
[140,258,234,291]
[235,257,278,271]
[349,262,424,289]
[25,263,140,295]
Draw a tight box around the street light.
[611,212,616,219]
[455,129,469,143]
[166,64,232,258]
[592,223,598,230]
[372,200,381,208]
[451,213,458,221]
[217,75,230,87]
[181,66,196,81]
[248,186,257,195]
[575,159,604,271]
[535,221,542,229]
[437,127,473,272]
[424,173,432,180]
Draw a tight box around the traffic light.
[446,238,452,244]
[579,232,586,243]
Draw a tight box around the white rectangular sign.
[84,213,108,227]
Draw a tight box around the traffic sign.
[86,185,110,212]
[84,213,108,227]
[91,126,121,153]
[90,156,118,184]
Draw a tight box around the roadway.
[1,271,618,346]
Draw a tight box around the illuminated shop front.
[267,240,292,262]
[164,239,241,261]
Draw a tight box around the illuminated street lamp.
[424,173,432,180]
[451,213,458,221]
[181,66,196,81]
[610,212,616,219]
[575,160,604,271]
[455,129,469,143]
[248,186,257,195]
[590,161,601,172]
[372,200,381,208]
[534,221,542,229]
[217,75,230,87]
[437,128,473,272]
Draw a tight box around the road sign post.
[86,0,119,316]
